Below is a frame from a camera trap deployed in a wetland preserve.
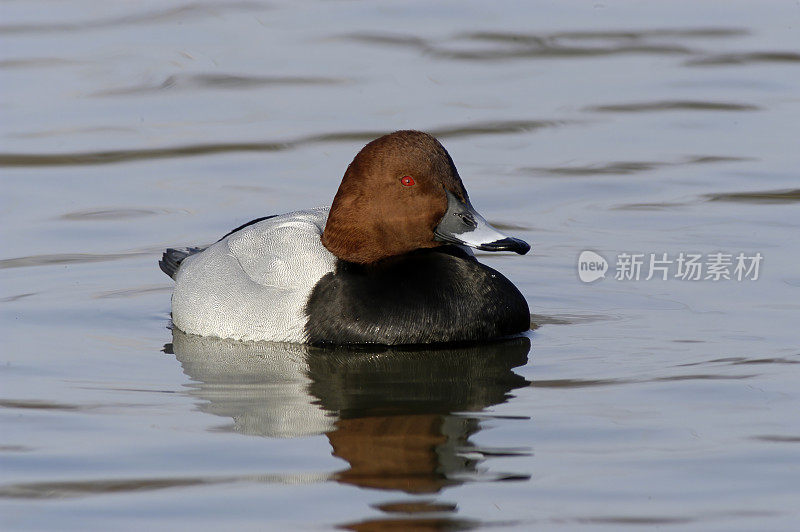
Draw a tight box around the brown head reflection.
[304,340,530,493]
[169,331,531,498]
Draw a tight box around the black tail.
[159,247,204,279]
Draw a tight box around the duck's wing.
[158,215,279,280]
[170,208,334,343]
[225,210,333,290]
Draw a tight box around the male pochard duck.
[160,130,530,345]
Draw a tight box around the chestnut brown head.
[322,130,529,264]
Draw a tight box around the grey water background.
[2,0,800,529]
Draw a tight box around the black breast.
[304,246,530,345]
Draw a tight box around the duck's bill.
[434,190,531,255]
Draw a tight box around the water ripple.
[59,207,187,221]
[0,57,80,69]
[92,73,348,97]
[752,435,800,443]
[705,188,800,204]
[531,373,756,389]
[433,43,694,61]
[575,516,693,525]
[612,187,800,211]
[0,119,565,168]
[0,472,330,500]
[341,30,704,61]
[545,28,749,40]
[0,2,265,35]
[339,27,749,63]
[677,355,800,368]
[0,292,37,303]
[686,51,800,66]
[0,400,81,411]
[0,249,159,269]
[93,285,173,299]
[586,100,760,112]
[373,500,458,514]
[530,313,610,329]
[0,445,34,453]
[525,155,751,178]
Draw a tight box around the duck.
[160,130,531,345]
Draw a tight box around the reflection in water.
[170,330,531,526]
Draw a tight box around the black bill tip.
[477,237,531,255]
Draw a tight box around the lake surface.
[2,1,800,530]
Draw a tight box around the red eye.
[400,176,415,187]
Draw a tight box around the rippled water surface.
[2,1,800,530]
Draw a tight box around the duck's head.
[321,130,530,264]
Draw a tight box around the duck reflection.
[169,330,531,498]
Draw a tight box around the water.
[2,1,800,529]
